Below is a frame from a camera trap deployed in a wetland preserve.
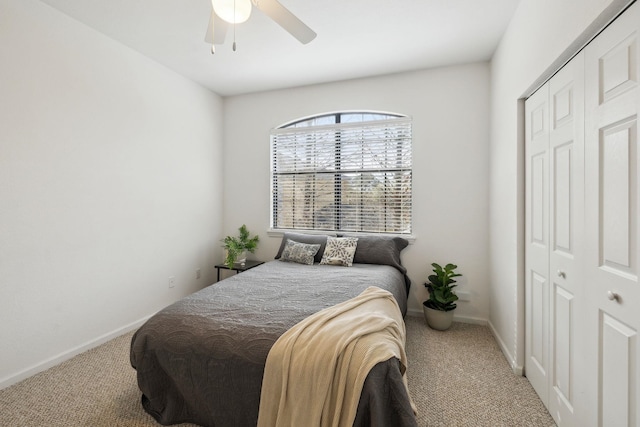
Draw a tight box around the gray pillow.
[340,234,411,295]
[274,233,332,264]
[279,240,321,265]
[340,235,409,272]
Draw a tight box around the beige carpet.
[0,316,554,426]
[404,317,554,426]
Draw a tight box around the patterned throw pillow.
[320,237,359,267]
[279,239,321,265]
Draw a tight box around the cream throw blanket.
[257,286,414,427]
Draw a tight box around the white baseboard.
[0,315,153,391]
[406,308,423,318]
[487,319,524,376]
[452,315,488,326]
[406,307,487,326]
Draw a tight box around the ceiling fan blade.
[204,9,228,44]
[254,0,316,44]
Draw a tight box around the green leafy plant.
[222,224,259,269]
[423,262,462,312]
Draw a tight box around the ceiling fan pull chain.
[232,22,237,51]
[233,0,237,51]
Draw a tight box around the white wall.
[0,0,224,388]
[488,0,631,373]
[222,63,491,320]
[5,0,622,390]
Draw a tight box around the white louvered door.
[584,2,640,425]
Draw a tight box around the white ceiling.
[39,0,521,97]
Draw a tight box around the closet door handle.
[607,291,620,302]
[557,270,566,279]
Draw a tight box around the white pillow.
[320,237,358,267]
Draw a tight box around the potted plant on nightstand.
[222,224,260,269]
[423,262,462,331]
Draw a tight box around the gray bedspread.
[130,260,416,427]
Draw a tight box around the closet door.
[525,53,585,426]
[525,83,551,406]
[584,2,640,426]
[547,53,585,427]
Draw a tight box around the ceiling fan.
[205,0,317,53]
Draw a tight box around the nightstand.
[214,260,265,282]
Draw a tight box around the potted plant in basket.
[222,224,259,269]
[423,262,462,331]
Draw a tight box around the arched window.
[270,111,412,234]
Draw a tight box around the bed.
[130,233,417,427]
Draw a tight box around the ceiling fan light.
[212,0,252,24]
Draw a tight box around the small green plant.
[423,262,462,312]
[222,224,259,269]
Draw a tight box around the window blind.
[271,116,412,234]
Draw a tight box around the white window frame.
[270,111,412,236]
